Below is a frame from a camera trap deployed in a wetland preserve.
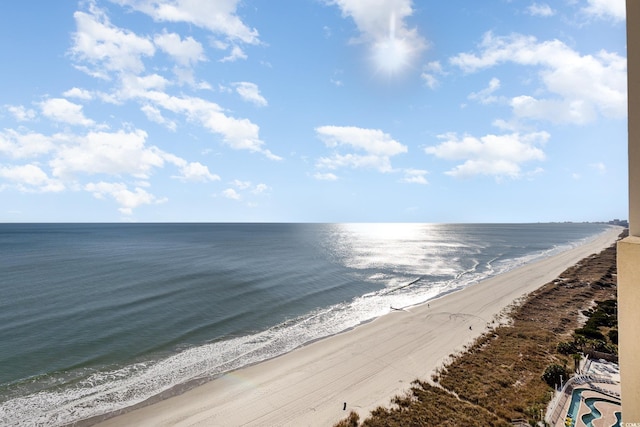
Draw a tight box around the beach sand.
[94,227,621,427]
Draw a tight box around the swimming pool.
[564,388,621,427]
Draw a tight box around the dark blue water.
[0,223,611,426]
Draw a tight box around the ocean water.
[0,222,611,426]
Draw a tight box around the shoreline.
[91,227,622,427]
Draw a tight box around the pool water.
[565,388,621,427]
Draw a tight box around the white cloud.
[170,67,195,86]
[590,162,607,174]
[220,180,270,201]
[154,31,205,66]
[316,153,396,172]
[527,3,555,17]
[5,105,37,121]
[0,164,65,192]
[316,125,406,156]
[327,0,427,76]
[315,125,407,173]
[71,4,155,76]
[50,129,164,179]
[510,95,598,124]
[0,129,56,159]
[330,69,344,87]
[421,61,444,89]
[162,154,220,182]
[218,84,233,94]
[177,162,220,182]
[468,78,501,104]
[211,40,228,50]
[0,122,221,211]
[74,73,278,159]
[141,104,177,130]
[401,169,428,184]
[582,0,625,21]
[421,74,438,90]
[39,98,95,127]
[85,181,165,214]
[232,179,251,189]
[425,131,548,179]
[112,0,255,62]
[66,3,278,162]
[450,32,627,124]
[112,0,260,47]
[139,92,280,159]
[47,128,219,183]
[222,188,241,200]
[252,183,269,194]
[63,87,94,100]
[233,82,268,107]
[219,45,247,62]
[492,118,520,132]
[314,172,338,181]
[119,73,170,98]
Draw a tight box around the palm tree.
[572,353,582,373]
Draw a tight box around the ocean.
[0,222,611,426]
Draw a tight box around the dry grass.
[334,231,623,426]
[359,381,510,427]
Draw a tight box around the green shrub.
[557,341,578,355]
[542,364,570,388]
[586,312,614,328]
[592,340,609,352]
[574,327,605,341]
[608,329,619,344]
[599,299,617,315]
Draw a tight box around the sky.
[0,0,628,222]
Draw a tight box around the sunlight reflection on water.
[323,223,468,278]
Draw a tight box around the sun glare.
[371,12,414,78]
[372,36,411,76]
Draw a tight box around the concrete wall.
[618,238,640,421]
[619,1,640,421]
[628,1,640,237]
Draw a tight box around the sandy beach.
[94,227,621,427]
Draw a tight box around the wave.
[0,224,612,426]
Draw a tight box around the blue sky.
[0,0,627,222]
